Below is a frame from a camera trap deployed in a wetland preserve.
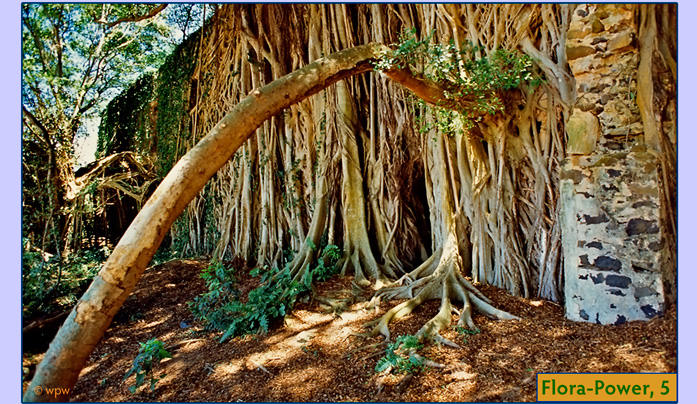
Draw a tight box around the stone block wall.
[560,4,670,325]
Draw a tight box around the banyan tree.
[25,4,676,401]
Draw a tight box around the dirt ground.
[22,258,676,402]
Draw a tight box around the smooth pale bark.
[336,80,392,285]
[24,42,458,402]
[369,131,520,342]
[25,44,373,402]
[636,4,661,152]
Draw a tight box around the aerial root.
[313,294,352,315]
[342,249,368,285]
[414,273,457,346]
[456,271,493,305]
[452,279,478,330]
[340,244,394,289]
[370,278,439,341]
[371,276,432,302]
[378,248,442,290]
[351,281,368,295]
[394,373,414,395]
[469,293,520,321]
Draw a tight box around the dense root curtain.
[368,122,521,344]
[170,5,570,302]
[24,40,520,401]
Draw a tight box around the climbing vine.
[97,74,155,158]
[152,32,200,176]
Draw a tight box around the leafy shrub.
[189,243,343,342]
[124,339,172,393]
[454,326,481,343]
[312,244,342,282]
[22,240,111,316]
[188,261,240,329]
[455,326,481,336]
[375,334,425,374]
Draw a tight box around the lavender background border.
[1,1,692,403]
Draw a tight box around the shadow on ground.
[22,258,676,402]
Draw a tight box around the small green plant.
[312,244,342,282]
[190,243,343,342]
[22,241,111,316]
[300,341,320,358]
[455,326,480,343]
[375,335,425,374]
[455,326,480,336]
[151,244,175,265]
[188,261,240,330]
[129,312,145,323]
[124,339,171,393]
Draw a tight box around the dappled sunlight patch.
[269,366,335,401]
[208,360,243,377]
[172,339,206,354]
[541,325,577,339]
[447,362,478,382]
[61,258,674,402]
[110,336,127,344]
[79,361,99,376]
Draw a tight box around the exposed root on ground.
[366,242,520,344]
[314,284,369,315]
[339,243,395,289]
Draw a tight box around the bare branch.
[22,105,50,142]
[51,6,65,78]
[381,67,454,107]
[95,4,168,28]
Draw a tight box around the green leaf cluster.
[454,326,480,343]
[151,33,199,176]
[455,326,481,336]
[313,244,342,282]
[375,28,544,133]
[22,4,173,132]
[189,243,343,342]
[187,261,240,332]
[375,334,425,374]
[123,338,172,393]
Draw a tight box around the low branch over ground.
[24,42,483,402]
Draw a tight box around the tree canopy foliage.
[22,3,167,248]
[20,3,206,317]
[22,3,172,143]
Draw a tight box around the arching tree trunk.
[26,5,675,401]
[24,41,499,402]
[24,43,381,402]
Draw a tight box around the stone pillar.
[561,4,668,325]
